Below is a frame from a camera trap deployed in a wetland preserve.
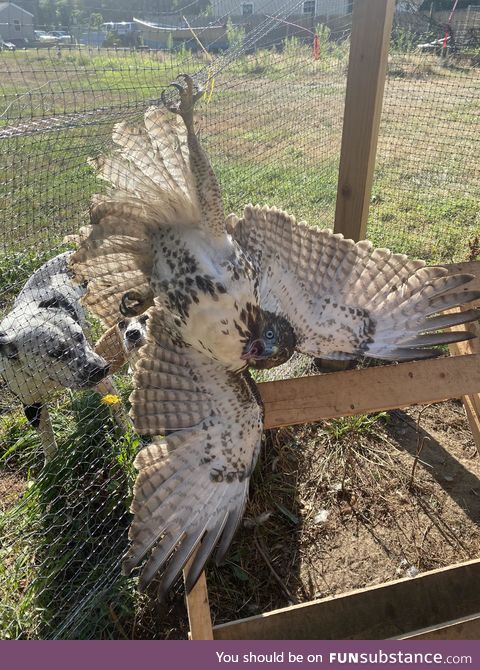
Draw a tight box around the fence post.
[333,0,395,241]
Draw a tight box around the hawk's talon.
[161,84,182,114]
[161,73,203,120]
[177,73,204,100]
[120,288,154,317]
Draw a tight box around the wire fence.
[0,0,479,639]
[369,8,480,261]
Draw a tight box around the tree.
[89,12,104,30]
[58,0,74,27]
[38,0,57,28]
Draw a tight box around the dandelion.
[101,394,121,406]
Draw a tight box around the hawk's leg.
[162,73,225,237]
[162,73,203,129]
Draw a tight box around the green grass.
[368,188,479,262]
[0,49,200,115]
[0,389,142,639]
[215,158,339,224]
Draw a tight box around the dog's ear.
[0,330,18,359]
[39,295,79,323]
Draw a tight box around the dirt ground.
[0,471,27,512]
[296,402,480,598]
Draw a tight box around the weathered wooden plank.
[184,554,214,640]
[448,297,480,448]
[334,0,395,240]
[213,559,480,640]
[398,613,480,640]
[260,354,480,429]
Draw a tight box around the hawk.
[71,74,480,595]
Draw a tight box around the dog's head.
[0,302,110,400]
[118,313,149,356]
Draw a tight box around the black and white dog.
[0,252,110,462]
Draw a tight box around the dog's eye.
[73,332,84,344]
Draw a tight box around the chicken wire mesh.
[368,7,480,261]
[0,0,478,639]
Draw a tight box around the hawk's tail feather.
[70,210,155,326]
[109,108,196,208]
[93,323,127,374]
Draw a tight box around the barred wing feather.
[70,108,200,327]
[228,205,480,361]
[124,308,264,594]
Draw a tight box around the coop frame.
[183,0,480,640]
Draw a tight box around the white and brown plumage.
[71,74,480,595]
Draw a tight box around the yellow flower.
[101,394,121,406]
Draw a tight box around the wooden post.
[183,554,214,640]
[334,0,395,241]
[443,261,480,448]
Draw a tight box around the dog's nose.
[86,361,110,385]
[126,329,142,344]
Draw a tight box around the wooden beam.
[183,554,214,640]
[213,559,480,640]
[334,0,395,241]
[447,296,480,449]
[260,354,480,429]
[398,613,480,640]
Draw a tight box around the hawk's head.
[241,310,296,370]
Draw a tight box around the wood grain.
[334,0,395,241]
[213,559,480,640]
[260,354,480,429]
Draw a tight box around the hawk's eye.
[265,330,274,340]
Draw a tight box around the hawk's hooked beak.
[241,339,277,363]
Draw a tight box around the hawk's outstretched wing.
[123,308,264,594]
[228,205,480,361]
[70,107,200,327]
